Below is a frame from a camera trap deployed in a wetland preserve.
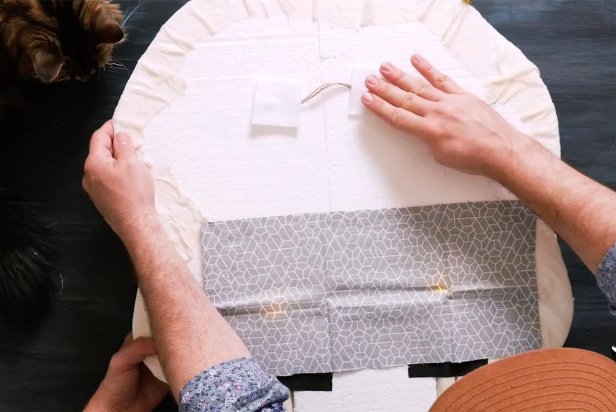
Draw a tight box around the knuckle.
[125,156,139,167]
[436,75,451,86]
[434,100,455,116]
[413,81,428,94]
[391,69,406,83]
[84,156,103,173]
[379,81,392,95]
[388,107,405,127]
[81,176,88,191]
[109,353,122,369]
[83,159,94,175]
[426,121,445,138]
[431,103,447,116]
[401,93,415,108]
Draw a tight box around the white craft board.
[114,0,573,408]
[143,20,515,221]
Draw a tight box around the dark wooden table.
[0,1,614,410]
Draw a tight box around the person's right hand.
[361,54,529,178]
[82,121,158,242]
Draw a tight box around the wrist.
[484,132,540,183]
[117,210,162,249]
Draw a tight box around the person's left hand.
[85,333,169,412]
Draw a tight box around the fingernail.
[365,75,379,87]
[412,54,426,64]
[361,92,374,104]
[116,133,130,145]
[381,63,393,74]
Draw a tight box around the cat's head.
[9,0,125,83]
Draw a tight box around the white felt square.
[252,78,303,128]
[348,66,378,116]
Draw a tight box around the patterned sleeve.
[596,243,616,317]
[179,357,289,412]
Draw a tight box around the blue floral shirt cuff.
[596,243,616,316]
[179,357,289,412]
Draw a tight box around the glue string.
[301,82,351,104]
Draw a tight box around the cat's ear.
[32,50,65,83]
[94,16,124,44]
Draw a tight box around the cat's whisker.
[121,0,144,28]
[103,62,129,74]
[106,61,128,70]
[104,67,125,74]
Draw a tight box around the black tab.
[408,359,488,378]
[278,373,333,391]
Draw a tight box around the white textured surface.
[143,20,510,222]
[116,0,572,391]
[349,66,377,116]
[252,78,303,128]
[294,367,436,412]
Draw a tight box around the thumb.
[109,337,157,373]
[112,132,136,160]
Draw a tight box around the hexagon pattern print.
[202,201,540,375]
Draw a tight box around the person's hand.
[82,121,157,241]
[85,334,169,412]
[361,54,529,178]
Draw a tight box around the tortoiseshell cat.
[0,0,124,330]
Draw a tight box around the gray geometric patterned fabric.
[201,201,540,376]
